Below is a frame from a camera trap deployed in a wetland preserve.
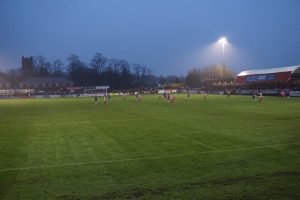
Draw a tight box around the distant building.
[0,77,10,89]
[20,77,74,90]
[21,56,34,78]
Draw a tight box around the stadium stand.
[232,65,300,96]
[235,66,300,85]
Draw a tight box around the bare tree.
[108,58,123,74]
[67,54,80,73]
[133,63,142,79]
[52,59,64,76]
[67,54,84,85]
[34,55,50,77]
[6,68,22,88]
[90,53,107,74]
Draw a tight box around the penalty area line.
[0,142,299,173]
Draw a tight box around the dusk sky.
[0,0,300,75]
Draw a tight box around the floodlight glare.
[218,37,228,45]
[218,37,228,78]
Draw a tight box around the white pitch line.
[251,125,299,130]
[1,142,299,173]
[34,117,161,126]
[96,117,159,123]
[174,133,219,150]
[34,121,92,126]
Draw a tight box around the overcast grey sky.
[0,0,300,75]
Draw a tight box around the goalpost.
[84,86,109,96]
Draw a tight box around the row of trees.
[1,53,236,89]
[65,53,157,89]
[3,53,159,89]
[186,65,235,87]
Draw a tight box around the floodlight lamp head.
[218,37,228,45]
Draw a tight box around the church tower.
[21,56,34,78]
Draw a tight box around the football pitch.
[0,94,300,199]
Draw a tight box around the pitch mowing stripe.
[174,133,219,150]
[0,142,299,173]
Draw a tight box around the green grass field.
[0,94,300,200]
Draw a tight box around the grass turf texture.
[0,94,300,200]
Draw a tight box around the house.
[0,77,10,89]
[20,77,74,90]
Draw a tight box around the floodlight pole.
[218,37,227,80]
[222,42,225,79]
[222,42,225,66]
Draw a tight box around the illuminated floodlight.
[218,37,228,45]
[218,37,228,58]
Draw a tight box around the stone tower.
[21,56,34,78]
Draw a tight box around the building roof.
[0,77,9,84]
[237,66,300,77]
[21,77,73,85]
